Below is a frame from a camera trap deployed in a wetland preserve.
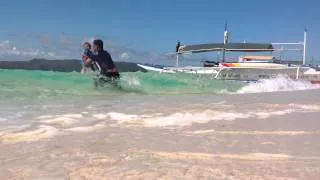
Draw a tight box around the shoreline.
[1,89,320,179]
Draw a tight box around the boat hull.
[137,64,219,74]
[137,63,320,83]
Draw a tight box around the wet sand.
[1,90,320,180]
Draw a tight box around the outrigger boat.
[138,25,320,83]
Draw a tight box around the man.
[176,40,181,53]
[84,39,120,86]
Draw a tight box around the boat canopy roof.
[178,43,274,53]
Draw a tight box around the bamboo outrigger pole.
[222,21,229,62]
[303,29,307,65]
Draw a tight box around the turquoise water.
[0,69,244,103]
[1,68,318,128]
[0,69,244,128]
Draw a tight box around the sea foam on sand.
[105,103,320,127]
[38,113,84,126]
[0,125,58,143]
[65,123,105,133]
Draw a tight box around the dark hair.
[93,39,103,50]
[83,42,91,49]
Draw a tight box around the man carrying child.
[82,39,120,86]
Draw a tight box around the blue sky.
[0,0,319,64]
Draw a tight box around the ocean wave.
[119,72,242,95]
[236,75,320,94]
[0,70,319,102]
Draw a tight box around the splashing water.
[237,75,320,94]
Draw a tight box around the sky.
[0,0,319,65]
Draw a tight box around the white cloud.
[0,40,56,60]
[82,37,95,45]
[60,35,73,45]
[0,34,162,63]
[0,40,15,51]
[120,52,130,61]
[39,34,53,48]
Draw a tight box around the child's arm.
[83,54,94,66]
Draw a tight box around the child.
[81,42,96,73]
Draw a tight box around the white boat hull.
[137,63,320,83]
[137,64,219,74]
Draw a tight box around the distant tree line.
[0,59,147,72]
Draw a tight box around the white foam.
[0,124,31,136]
[37,113,83,126]
[125,77,141,86]
[65,123,105,133]
[60,114,83,118]
[107,112,140,121]
[143,111,251,127]
[37,115,54,120]
[92,114,108,120]
[106,111,237,127]
[255,109,295,119]
[106,112,154,122]
[237,75,320,94]
[1,125,59,143]
[289,103,320,111]
[107,109,297,127]
[0,117,7,121]
[41,117,78,126]
[107,103,320,127]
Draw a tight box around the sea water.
[1,69,319,138]
[1,69,320,179]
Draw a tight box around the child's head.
[83,42,91,50]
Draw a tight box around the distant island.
[0,59,147,72]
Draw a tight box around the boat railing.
[213,66,311,81]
